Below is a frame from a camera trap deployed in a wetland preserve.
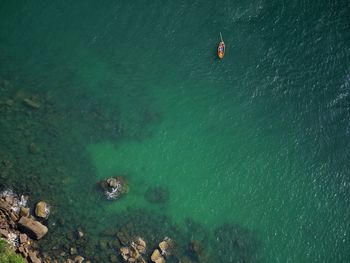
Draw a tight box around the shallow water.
[0,0,349,262]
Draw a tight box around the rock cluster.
[118,236,147,263]
[0,190,87,263]
[113,231,176,263]
[0,190,45,262]
[100,176,129,200]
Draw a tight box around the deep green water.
[1,0,350,262]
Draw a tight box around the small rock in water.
[151,249,165,263]
[77,228,84,238]
[74,255,84,263]
[70,246,77,255]
[144,186,169,204]
[159,237,174,256]
[35,201,50,219]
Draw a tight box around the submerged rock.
[213,223,261,263]
[23,97,41,109]
[144,186,169,204]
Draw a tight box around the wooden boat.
[218,32,225,59]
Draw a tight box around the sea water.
[0,1,349,262]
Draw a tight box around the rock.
[178,256,192,263]
[19,233,28,244]
[0,228,9,238]
[151,249,165,263]
[131,236,146,254]
[159,237,174,256]
[120,247,130,261]
[107,178,118,188]
[28,143,39,154]
[23,98,41,109]
[70,247,77,255]
[101,176,129,200]
[4,195,14,205]
[35,201,49,218]
[190,240,203,256]
[18,245,26,256]
[20,207,30,217]
[18,216,48,240]
[28,251,41,263]
[110,254,118,263]
[117,231,130,246]
[77,228,84,238]
[99,239,108,250]
[129,246,140,260]
[74,255,84,263]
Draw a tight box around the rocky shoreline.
[0,190,85,263]
[0,77,261,263]
[0,186,212,263]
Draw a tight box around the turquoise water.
[1,1,349,262]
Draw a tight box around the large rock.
[35,201,49,219]
[18,216,48,240]
[159,237,174,256]
[100,176,129,200]
[151,249,165,263]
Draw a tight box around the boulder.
[70,247,77,255]
[159,237,174,256]
[74,256,84,263]
[18,216,48,240]
[151,249,165,263]
[19,233,28,244]
[120,247,130,261]
[131,236,146,254]
[20,207,30,217]
[110,254,118,263]
[0,228,9,238]
[35,201,49,219]
[28,251,41,263]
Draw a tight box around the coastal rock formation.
[0,190,47,262]
[100,176,129,200]
[0,190,89,262]
[18,216,48,240]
